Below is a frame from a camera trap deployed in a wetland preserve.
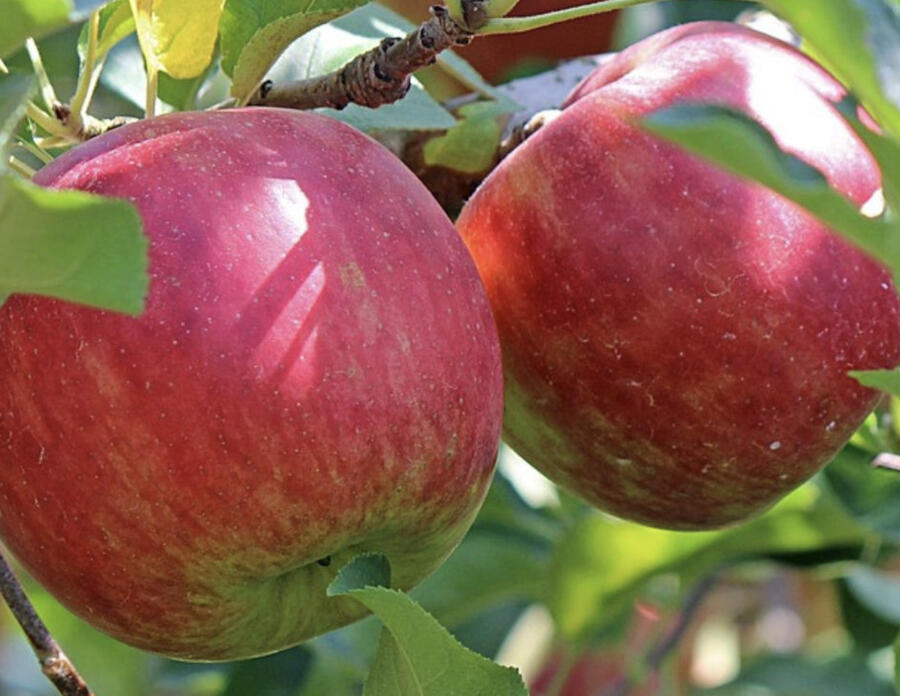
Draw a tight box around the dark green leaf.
[0,0,71,58]
[643,103,900,283]
[76,0,134,67]
[838,577,900,652]
[822,444,900,541]
[220,0,368,103]
[760,0,900,140]
[851,368,900,397]
[0,174,147,314]
[223,647,313,696]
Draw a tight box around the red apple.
[0,108,503,660]
[456,22,900,529]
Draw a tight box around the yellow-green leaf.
[129,0,224,79]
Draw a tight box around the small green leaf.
[642,103,900,283]
[328,554,392,596]
[77,0,135,65]
[761,0,900,140]
[220,0,368,103]
[0,0,71,58]
[851,368,900,396]
[424,101,506,174]
[0,175,147,314]
[330,582,527,696]
[0,72,35,149]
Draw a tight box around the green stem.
[15,138,53,164]
[69,10,102,132]
[477,0,655,35]
[482,0,521,19]
[24,38,58,111]
[25,101,69,139]
[8,156,36,179]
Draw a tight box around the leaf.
[220,0,368,104]
[223,647,314,696]
[760,0,900,141]
[0,0,71,58]
[423,101,505,174]
[328,554,392,596]
[642,103,900,283]
[328,555,527,696]
[549,484,865,639]
[0,175,147,314]
[837,577,900,652]
[129,0,225,79]
[77,0,135,65]
[850,368,900,396]
[822,443,900,541]
[0,72,35,149]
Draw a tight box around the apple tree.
[3,1,900,695]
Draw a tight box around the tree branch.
[247,5,477,110]
[0,549,93,696]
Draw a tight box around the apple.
[456,22,900,529]
[0,108,503,660]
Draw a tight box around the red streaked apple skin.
[456,22,900,530]
[0,109,502,660]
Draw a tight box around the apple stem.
[0,550,94,696]
[246,4,478,110]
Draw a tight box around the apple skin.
[456,22,900,529]
[0,108,503,660]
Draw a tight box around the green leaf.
[837,577,900,652]
[77,0,135,65]
[822,443,900,541]
[262,4,457,132]
[223,647,313,696]
[220,0,368,103]
[423,101,505,174]
[845,564,900,624]
[0,72,35,150]
[0,174,148,314]
[549,484,865,639]
[850,368,900,396]
[760,0,900,140]
[341,589,527,695]
[328,554,392,596]
[642,103,900,283]
[0,0,71,58]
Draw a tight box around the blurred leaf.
[549,485,865,639]
[264,4,456,132]
[643,103,900,283]
[838,577,900,652]
[0,174,148,314]
[220,0,367,104]
[761,0,900,141]
[822,444,900,541]
[698,654,895,696]
[845,564,900,624]
[0,73,35,149]
[223,647,313,696]
[130,0,224,79]
[423,101,505,174]
[77,0,134,66]
[0,0,71,58]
